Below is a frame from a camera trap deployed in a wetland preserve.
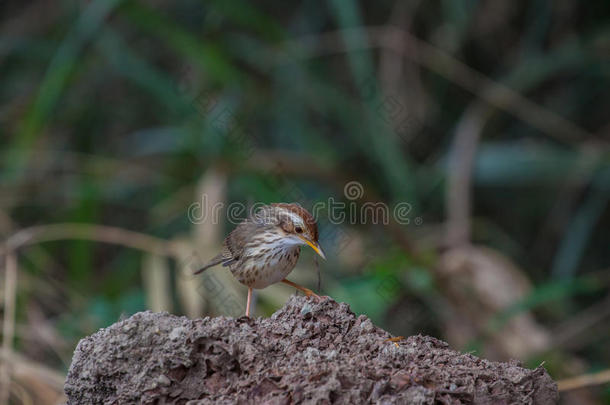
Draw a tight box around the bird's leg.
[281,279,321,301]
[246,287,253,317]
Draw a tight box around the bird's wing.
[224,218,264,259]
[194,207,275,274]
[193,221,256,274]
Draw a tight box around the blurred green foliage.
[1,0,610,400]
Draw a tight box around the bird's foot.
[302,287,323,302]
[281,279,325,302]
[385,336,405,348]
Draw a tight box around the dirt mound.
[64,296,558,404]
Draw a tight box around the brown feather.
[271,203,318,241]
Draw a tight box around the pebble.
[169,327,186,341]
[157,375,171,386]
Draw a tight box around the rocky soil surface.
[64,296,558,404]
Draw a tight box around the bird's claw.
[303,288,323,302]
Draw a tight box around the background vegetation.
[1,0,609,403]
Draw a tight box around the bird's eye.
[295,226,303,233]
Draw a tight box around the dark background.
[1,1,609,403]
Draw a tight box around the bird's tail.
[193,254,226,275]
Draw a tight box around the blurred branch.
[0,252,17,405]
[0,224,191,399]
[186,169,228,317]
[142,254,172,313]
[2,223,177,257]
[284,26,592,143]
[0,351,65,404]
[446,102,489,247]
[9,381,33,405]
[550,292,610,351]
[557,369,610,392]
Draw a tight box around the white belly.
[234,246,300,289]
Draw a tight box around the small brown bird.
[194,203,326,316]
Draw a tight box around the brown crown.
[271,203,319,242]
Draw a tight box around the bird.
[194,203,326,316]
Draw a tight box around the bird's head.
[255,203,325,259]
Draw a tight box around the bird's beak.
[298,236,326,260]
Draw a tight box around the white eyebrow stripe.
[277,208,303,225]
